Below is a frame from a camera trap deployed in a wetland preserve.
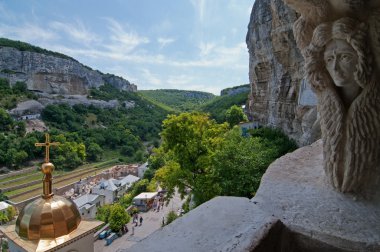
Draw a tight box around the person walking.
[139,216,143,226]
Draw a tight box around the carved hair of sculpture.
[304,17,380,195]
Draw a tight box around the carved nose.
[333,58,339,71]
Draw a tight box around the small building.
[239,121,259,130]
[92,179,119,204]
[19,114,40,121]
[73,194,105,219]
[115,174,140,197]
[132,192,158,212]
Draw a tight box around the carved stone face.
[324,39,358,87]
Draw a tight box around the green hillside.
[138,89,215,112]
[199,90,249,123]
[0,80,170,170]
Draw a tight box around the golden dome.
[15,195,81,240]
[15,134,81,240]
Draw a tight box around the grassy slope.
[138,89,215,112]
[199,91,249,123]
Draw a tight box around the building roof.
[0,201,11,211]
[93,179,118,191]
[73,194,101,208]
[133,192,158,200]
[119,174,140,187]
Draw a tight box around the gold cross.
[35,133,60,163]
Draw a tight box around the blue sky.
[0,0,253,95]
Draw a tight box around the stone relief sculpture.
[283,0,380,196]
[305,17,380,194]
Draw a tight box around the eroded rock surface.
[0,47,137,95]
[246,0,319,146]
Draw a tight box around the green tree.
[0,78,11,95]
[0,109,13,132]
[154,112,228,206]
[119,193,134,209]
[96,204,112,223]
[109,203,130,232]
[130,179,151,196]
[163,211,178,226]
[212,128,274,197]
[52,141,86,170]
[0,192,8,201]
[0,211,8,224]
[13,150,28,168]
[225,105,247,127]
[12,81,28,94]
[147,147,166,170]
[212,127,297,198]
[5,148,18,167]
[6,206,17,221]
[87,142,103,161]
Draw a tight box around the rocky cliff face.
[220,84,250,96]
[0,46,137,95]
[246,0,319,146]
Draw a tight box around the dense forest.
[138,89,215,112]
[0,79,169,170]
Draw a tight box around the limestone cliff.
[246,0,319,145]
[0,46,137,95]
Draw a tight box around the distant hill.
[138,89,215,112]
[220,84,250,96]
[199,89,249,123]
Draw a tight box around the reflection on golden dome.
[15,195,81,240]
[15,133,81,240]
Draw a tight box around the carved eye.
[341,54,352,61]
[325,57,334,63]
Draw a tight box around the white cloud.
[157,37,175,49]
[170,42,247,69]
[49,21,99,45]
[190,0,206,23]
[199,41,216,56]
[104,18,149,55]
[142,69,162,86]
[0,23,57,42]
[167,75,193,87]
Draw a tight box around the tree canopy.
[109,203,130,232]
[154,112,229,205]
[152,112,297,208]
[225,105,248,127]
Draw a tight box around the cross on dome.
[35,133,60,163]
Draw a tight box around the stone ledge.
[127,140,380,251]
[255,140,380,251]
